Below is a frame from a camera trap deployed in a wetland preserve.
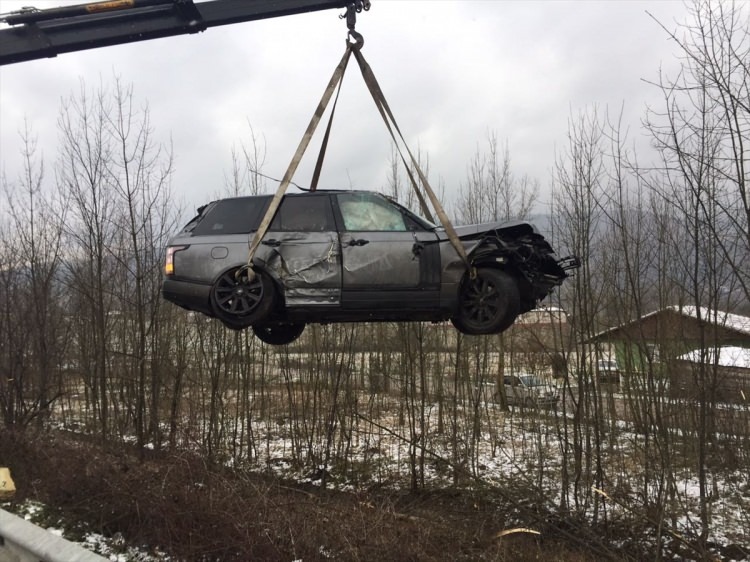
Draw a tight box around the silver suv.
[503,373,559,408]
[162,190,576,345]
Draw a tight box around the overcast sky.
[0,0,691,217]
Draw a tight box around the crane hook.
[341,2,369,50]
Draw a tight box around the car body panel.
[449,219,535,240]
[172,233,250,284]
[341,231,420,288]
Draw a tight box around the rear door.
[264,193,342,306]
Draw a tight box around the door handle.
[347,239,369,247]
[262,239,281,247]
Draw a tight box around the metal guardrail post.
[0,508,107,562]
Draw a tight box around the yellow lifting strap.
[242,37,472,280]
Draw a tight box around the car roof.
[212,189,382,202]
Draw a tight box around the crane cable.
[241,30,472,282]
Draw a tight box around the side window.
[192,197,269,235]
[337,193,407,232]
[271,195,333,232]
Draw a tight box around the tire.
[451,268,521,335]
[252,323,306,346]
[210,267,274,329]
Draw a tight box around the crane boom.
[0,0,357,66]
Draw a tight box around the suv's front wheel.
[451,268,520,335]
[210,267,274,329]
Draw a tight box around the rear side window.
[191,197,270,235]
[270,195,334,232]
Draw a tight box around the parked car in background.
[596,359,621,384]
[163,190,576,345]
[503,373,559,408]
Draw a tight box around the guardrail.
[0,508,106,562]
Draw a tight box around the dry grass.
[0,429,607,561]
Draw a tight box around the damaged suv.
[162,190,576,345]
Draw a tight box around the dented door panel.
[261,231,342,306]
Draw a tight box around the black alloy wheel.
[210,268,274,329]
[451,268,521,335]
[252,323,306,346]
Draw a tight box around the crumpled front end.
[455,220,579,311]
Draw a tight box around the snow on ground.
[235,399,749,550]
[9,393,750,560]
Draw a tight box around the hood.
[438,219,538,241]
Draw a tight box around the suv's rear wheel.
[252,322,306,345]
[210,267,274,329]
[451,268,520,335]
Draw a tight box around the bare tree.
[384,142,444,218]
[1,122,68,427]
[57,80,119,440]
[648,0,749,310]
[105,76,176,452]
[224,122,268,197]
[644,0,750,543]
[0,190,26,427]
[57,77,176,447]
[551,107,609,517]
[455,132,539,225]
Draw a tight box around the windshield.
[519,374,545,387]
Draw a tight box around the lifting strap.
[242,37,472,280]
[349,47,472,271]
[240,42,355,280]
[309,45,349,192]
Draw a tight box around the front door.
[335,192,439,309]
